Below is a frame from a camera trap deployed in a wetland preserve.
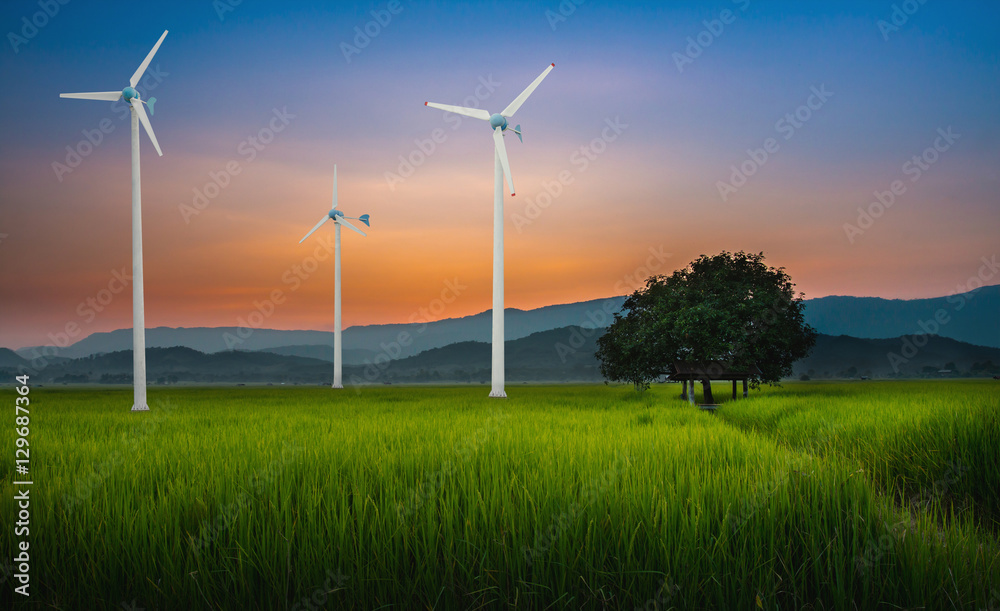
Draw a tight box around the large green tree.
[596,251,816,398]
[592,309,661,393]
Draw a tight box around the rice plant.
[1,382,997,609]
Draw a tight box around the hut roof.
[669,361,760,381]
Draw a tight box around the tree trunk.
[681,380,687,399]
[701,379,714,404]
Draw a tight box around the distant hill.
[6,346,334,385]
[6,327,998,385]
[0,348,26,368]
[13,297,627,360]
[16,327,344,360]
[792,334,1000,378]
[235,286,1000,363]
[4,327,604,385]
[802,285,999,349]
[363,326,603,383]
[9,285,999,362]
[261,345,379,365]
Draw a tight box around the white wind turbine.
[299,166,370,389]
[60,30,168,412]
[425,63,554,398]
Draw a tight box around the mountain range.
[12,286,999,364]
[4,327,998,385]
[803,285,998,348]
[13,297,627,362]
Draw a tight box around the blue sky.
[1,0,998,348]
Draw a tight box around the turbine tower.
[425,63,554,398]
[60,30,168,412]
[299,166,370,389]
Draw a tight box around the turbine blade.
[132,100,162,156]
[336,217,367,237]
[493,127,514,196]
[424,102,490,121]
[332,165,338,210]
[60,91,122,101]
[299,216,330,243]
[501,63,554,118]
[131,30,169,88]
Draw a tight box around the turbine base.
[488,390,507,398]
[131,404,149,412]
[331,383,344,389]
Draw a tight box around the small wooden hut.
[669,361,759,405]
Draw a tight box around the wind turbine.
[425,63,554,398]
[299,166,370,389]
[60,30,168,412]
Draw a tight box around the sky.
[0,0,998,349]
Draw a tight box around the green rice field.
[2,380,998,609]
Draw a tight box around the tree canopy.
[596,251,816,392]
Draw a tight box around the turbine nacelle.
[425,63,554,196]
[299,167,371,243]
[60,30,168,156]
[489,113,508,131]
